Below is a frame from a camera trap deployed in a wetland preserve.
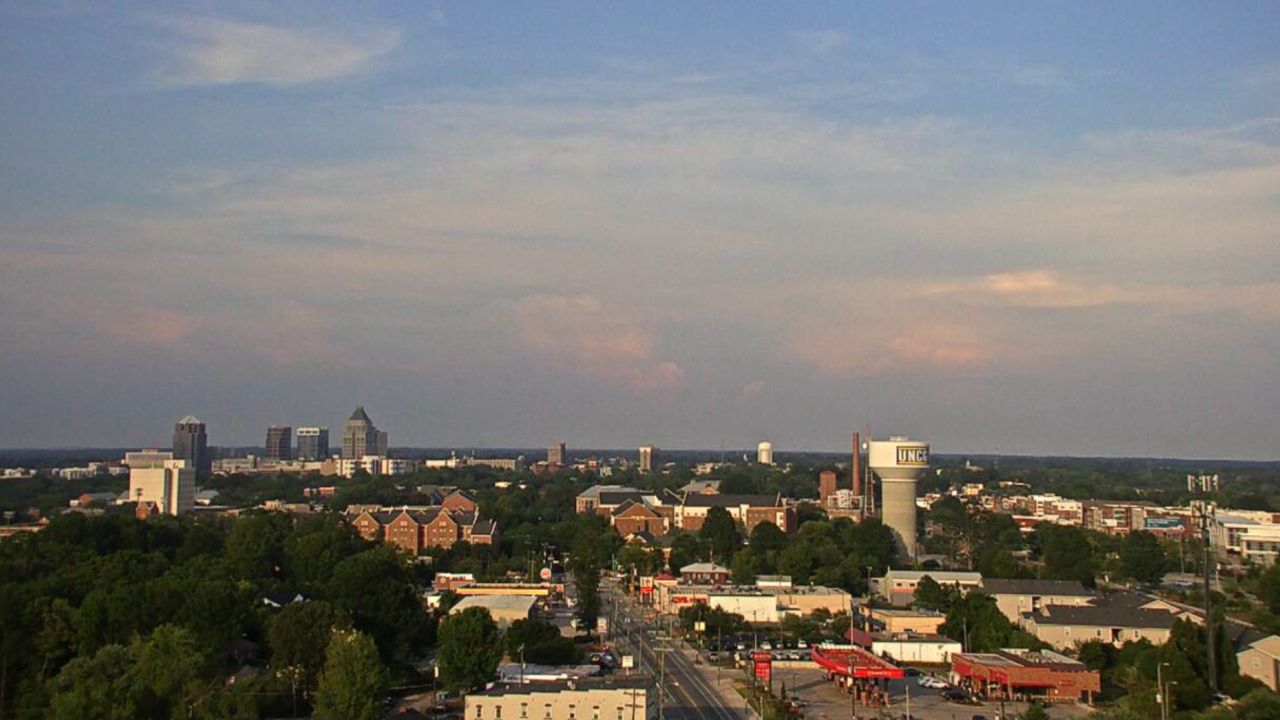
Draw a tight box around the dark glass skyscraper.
[296,427,329,461]
[172,416,210,475]
[265,426,292,461]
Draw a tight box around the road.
[603,583,746,720]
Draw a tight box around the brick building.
[345,504,497,555]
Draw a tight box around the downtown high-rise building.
[265,426,292,461]
[547,442,567,466]
[172,416,210,475]
[342,407,384,459]
[296,427,329,461]
[638,445,658,473]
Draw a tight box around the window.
[616,709,624,720]
[545,705,552,720]
[496,708,502,720]
[593,707,600,720]
[569,705,576,720]
[521,704,528,719]
[476,707,483,719]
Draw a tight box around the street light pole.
[1156,662,1168,720]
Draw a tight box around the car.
[918,676,948,689]
[942,689,977,704]
[903,667,921,677]
[971,715,988,720]
[797,640,808,648]
[761,642,772,650]
[707,652,720,661]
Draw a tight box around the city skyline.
[2,4,1278,459]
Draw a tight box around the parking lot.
[748,665,1092,720]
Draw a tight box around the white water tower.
[756,441,774,465]
[867,436,929,562]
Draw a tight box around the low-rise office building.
[872,570,983,606]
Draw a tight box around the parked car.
[942,689,978,704]
[918,676,948,689]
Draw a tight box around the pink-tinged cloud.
[740,379,767,401]
[104,306,203,349]
[509,294,685,395]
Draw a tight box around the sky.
[1,2,1278,459]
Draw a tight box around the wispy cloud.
[508,294,685,396]
[153,16,400,88]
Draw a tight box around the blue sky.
[1,2,1278,458]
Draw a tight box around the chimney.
[851,432,862,497]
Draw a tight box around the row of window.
[476,703,632,720]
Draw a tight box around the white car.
[917,676,949,689]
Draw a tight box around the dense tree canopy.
[436,608,503,693]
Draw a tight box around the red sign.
[752,651,773,684]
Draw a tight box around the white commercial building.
[871,635,963,665]
[337,455,414,478]
[1215,511,1280,566]
[450,594,537,628]
[465,679,655,720]
[125,451,195,515]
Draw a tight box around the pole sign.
[640,576,654,594]
[597,618,609,635]
[751,651,773,684]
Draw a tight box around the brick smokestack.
[851,432,862,497]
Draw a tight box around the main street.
[603,582,747,720]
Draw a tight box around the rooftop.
[474,677,654,696]
[981,579,1093,597]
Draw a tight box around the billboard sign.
[751,651,773,684]
[896,446,929,466]
[1144,517,1184,530]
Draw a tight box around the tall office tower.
[172,416,210,475]
[638,445,658,473]
[296,427,330,461]
[756,441,774,465]
[375,430,389,457]
[126,451,195,515]
[819,469,838,505]
[852,432,864,518]
[342,406,380,459]
[265,426,292,461]
[548,442,567,466]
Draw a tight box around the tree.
[1076,640,1116,672]
[699,507,741,563]
[329,547,430,663]
[268,600,347,705]
[669,533,703,574]
[731,550,757,585]
[1036,524,1097,587]
[129,624,206,719]
[913,575,957,612]
[1257,562,1280,614]
[437,608,503,692]
[46,645,138,720]
[940,592,1017,652]
[1119,531,1167,585]
[314,630,388,720]
[570,541,602,632]
[748,522,788,555]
